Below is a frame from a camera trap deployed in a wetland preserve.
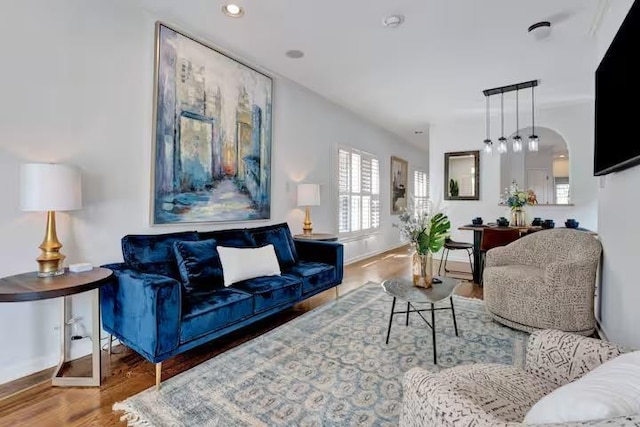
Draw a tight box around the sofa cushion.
[250,223,298,269]
[218,245,281,287]
[199,229,255,248]
[122,231,198,280]
[180,288,253,343]
[288,261,337,295]
[173,239,223,292]
[233,274,302,314]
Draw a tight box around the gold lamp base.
[303,206,313,236]
[37,211,66,277]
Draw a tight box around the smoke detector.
[528,21,552,40]
[382,15,405,28]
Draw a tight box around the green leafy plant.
[449,179,459,197]
[395,208,451,255]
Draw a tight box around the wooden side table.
[293,233,338,242]
[0,267,113,387]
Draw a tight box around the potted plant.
[501,181,538,226]
[449,179,459,197]
[395,208,451,288]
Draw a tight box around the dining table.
[458,224,598,284]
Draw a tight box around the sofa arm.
[294,240,344,282]
[545,260,598,290]
[400,367,511,427]
[484,246,513,268]
[525,330,623,387]
[100,263,181,363]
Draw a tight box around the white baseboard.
[345,243,409,265]
[0,354,58,385]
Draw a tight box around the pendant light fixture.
[484,95,493,154]
[482,80,538,155]
[512,89,523,152]
[497,92,508,154]
[528,84,539,152]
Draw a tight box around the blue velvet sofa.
[100,223,343,385]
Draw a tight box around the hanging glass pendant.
[484,139,493,154]
[528,134,539,151]
[513,135,523,152]
[498,137,508,154]
[528,85,539,152]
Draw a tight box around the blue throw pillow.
[251,226,297,269]
[173,239,223,291]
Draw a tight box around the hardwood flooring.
[0,246,481,427]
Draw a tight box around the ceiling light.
[414,130,424,135]
[481,80,539,155]
[382,15,405,28]
[222,4,244,17]
[285,50,304,59]
[512,88,523,152]
[528,21,551,40]
[483,95,493,154]
[497,92,508,154]
[528,84,539,152]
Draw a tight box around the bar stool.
[438,238,474,277]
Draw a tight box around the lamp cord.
[516,89,519,136]
[531,85,535,135]
[486,95,490,140]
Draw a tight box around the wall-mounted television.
[594,0,640,176]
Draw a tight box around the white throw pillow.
[524,350,640,424]
[217,245,281,287]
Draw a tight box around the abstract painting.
[151,23,272,224]
[391,156,408,214]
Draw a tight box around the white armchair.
[399,330,638,427]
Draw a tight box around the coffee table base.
[384,297,459,365]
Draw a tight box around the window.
[555,177,570,204]
[338,147,380,234]
[413,170,429,215]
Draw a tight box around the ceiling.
[128,0,607,149]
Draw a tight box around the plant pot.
[412,252,434,288]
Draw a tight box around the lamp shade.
[297,183,320,207]
[20,163,82,212]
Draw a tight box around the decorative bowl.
[565,220,579,229]
[541,220,555,229]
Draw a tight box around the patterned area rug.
[114,282,528,426]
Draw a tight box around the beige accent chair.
[483,229,602,335]
[400,330,638,427]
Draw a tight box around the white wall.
[430,101,598,261]
[594,0,638,348]
[0,0,427,383]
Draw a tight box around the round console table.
[293,233,338,242]
[0,267,113,387]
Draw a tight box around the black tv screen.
[594,0,640,176]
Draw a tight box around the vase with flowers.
[501,181,538,226]
[395,207,451,288]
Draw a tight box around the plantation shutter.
[413,170,430,215]
[338,147,380,235]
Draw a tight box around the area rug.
[114,282,528,426]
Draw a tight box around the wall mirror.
[500,127,571,205]
[444,151,480,200]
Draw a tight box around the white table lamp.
[20,163,82,277]
[297,183,320,236]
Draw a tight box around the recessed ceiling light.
[382,15,405,28]
[285,50,304,59]
[222,4,244,18]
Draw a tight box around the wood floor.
[0,246,481,427]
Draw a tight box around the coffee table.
[381,276,460,364]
